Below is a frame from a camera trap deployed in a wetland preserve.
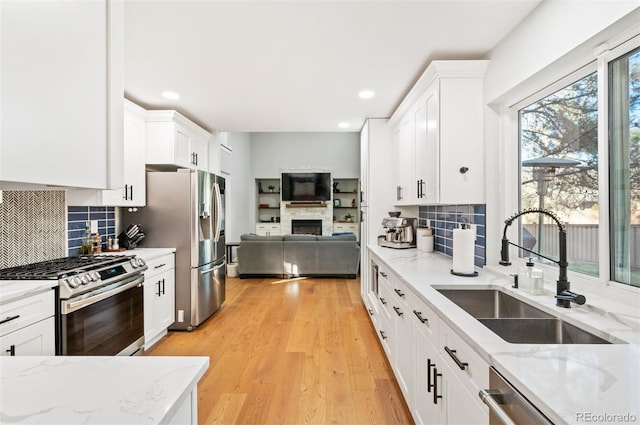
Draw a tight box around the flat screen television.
[281,172,331,202]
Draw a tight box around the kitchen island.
[367,245,640,425]
[0,355,209,424]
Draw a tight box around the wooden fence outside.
[522,224,640,268]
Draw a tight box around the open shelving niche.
[254,177,360,240]
[256,178,281,224]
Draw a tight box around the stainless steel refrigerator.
[123,169,225,330]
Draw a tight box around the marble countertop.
[368,245,640,425]
[0,355,209,424]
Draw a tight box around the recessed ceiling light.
[338,122,351,129]
[358,90,375,99]
[161,91,180,100]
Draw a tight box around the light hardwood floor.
[146,275,414,425]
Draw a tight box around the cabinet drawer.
[438,320,489,396]
[0,290,55,338]
[0,316,56,356]
[145,254,176,278]
[406,289,439,340]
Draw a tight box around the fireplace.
[292,219,322,236]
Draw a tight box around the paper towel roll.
[452,228,475,275]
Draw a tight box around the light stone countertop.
[0,355,209,424]
[368,244,640,425]
[0,280,57,305]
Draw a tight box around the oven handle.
[61,275,144,314]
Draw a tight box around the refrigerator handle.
[213,182,222,242]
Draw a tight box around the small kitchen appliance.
[378,216,417,249]
[0,255,148,356]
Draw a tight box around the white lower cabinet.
[333,222,359,241]
[256,223,281,236]
[144,253,176,349]
[0,290,55,356]
[365,253,489,425]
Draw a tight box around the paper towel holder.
[450,223,478,277]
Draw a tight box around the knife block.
[118,224,145,250]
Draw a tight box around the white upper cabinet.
[145,111,211,172]
[0,0,124,189]
[67,99,147,207]
[390,61,488,205]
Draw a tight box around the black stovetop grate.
[0,255,131,280]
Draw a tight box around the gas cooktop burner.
[0,255,132,280]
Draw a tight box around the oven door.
[60,275,144,356]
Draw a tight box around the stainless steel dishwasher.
[479,367,553,425]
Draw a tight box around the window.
[609,47,640,287]
[519,73,599,277]
[516,38,640,288]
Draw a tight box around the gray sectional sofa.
[237,233,360,278]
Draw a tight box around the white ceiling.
[124,0,542,133]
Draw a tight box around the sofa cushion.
[317,234,357,241]
[283,234,317,241]
[240,234,284,241]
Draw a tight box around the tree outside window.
[519,73,599,277]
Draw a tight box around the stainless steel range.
[0,255,147,356]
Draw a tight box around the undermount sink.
[436,289,614,345]
[478,318,610,344]
[437,289,553,319]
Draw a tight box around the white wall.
[224,131,360,239]
[250,132,360,178]
[483,2,639,265]
[223,132,252,243]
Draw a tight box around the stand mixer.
[378,216,417,249]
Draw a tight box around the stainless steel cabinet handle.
[0,315,20,325]
[156,280,161,297]
[130,185,133,200]
[444,346,469,370]
[394,288,405,298]
[393,306,403,316]
[413,310,428,324]
[161,278,165,295]
[123,184,129,200]
[154,263,166,269]
[368,309,374,316]
[479,390,517,425]
[380,271,387,277]
[379,297,387,305]
[6,344,15,356]
[379,330,387,340]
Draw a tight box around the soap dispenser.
[520,258,544,295]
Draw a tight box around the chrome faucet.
[499,208,586,308]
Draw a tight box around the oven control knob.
[136,258,146,267]
[90,272,100,281]
[130,258,139,268]
[65,278,78,289]
[71,276,82,287]
[80,274,91,285]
